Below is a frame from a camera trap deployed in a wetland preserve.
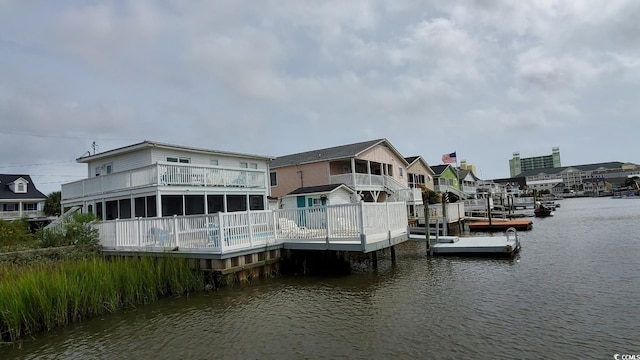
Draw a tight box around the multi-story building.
[269,139,411,204]
[509,147,561,177]
[519,161,639,194]
[60,141,273,220]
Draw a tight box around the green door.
[296,196,306,226]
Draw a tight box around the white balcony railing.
[62,163,267,200]
[0,210,45,219]
[330,173,385,189]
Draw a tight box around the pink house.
[269,139,412,204]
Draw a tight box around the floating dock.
[409,228,521,257]
[468,219,532,232]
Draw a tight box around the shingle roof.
[287,184,353,195]
[404,156,420,165]
[430,164,451,176]
[270,139,405,168]
[0,174,47,200]
[517,162,627,177]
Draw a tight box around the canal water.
[2,197,639,359]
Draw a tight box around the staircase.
[384,176,415,202]
[44,206,81,233]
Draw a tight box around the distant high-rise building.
[459,160,477,176]
[509,147,561,177]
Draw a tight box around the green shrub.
[36,212,99,250]
[0,219,36,248]
[37,228,67,248]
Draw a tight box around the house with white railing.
[404,156,435,217]
[431,164,469,200]
[269,139,412,205]
[0,174,47,220]
[457,168,480,199]
[60,141,273,220]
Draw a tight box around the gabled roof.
[457,169,479,182]
[76,140,274,163]
[270,139,408,168]
[404,156,434,173]
[0,174,46,200]
[286,184,355,196]
[8,176,29,185]
[430,164,454,176]
[518,162,628,177]
[404,156,420,165]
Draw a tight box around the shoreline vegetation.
[0,215,204,343]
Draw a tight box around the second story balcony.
[62,162,267,200]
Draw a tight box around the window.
[270,172,278,186]
[210,159,219,166]
[3,203,19,211]
[240,162,258,169]
[23,203,36,211]
[399,168,403,177]
[105,163,113,174]
[16,183,26,193]
[95,166,101,176]
[166,157,190,163]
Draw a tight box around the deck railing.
[414,202,465,224]
[0,210,45,220]
[95,202,408,254]
[62,162,267,199]
[330,173,385,189]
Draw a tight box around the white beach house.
[61,141,273,220]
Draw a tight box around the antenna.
[91,141,98,155]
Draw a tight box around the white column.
[351,158,357,188]
[156,190,162,218]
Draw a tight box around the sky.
[1,1,639,195]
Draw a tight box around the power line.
[0,160,76,169]
[0,130,143,142]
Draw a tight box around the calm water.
[2,197,640,359]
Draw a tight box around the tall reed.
[0,256,202,342]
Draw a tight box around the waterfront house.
[0,174,47,220]
[60,141,409,277]
[405,156,435,192]
[431,164,464,200]
[60,141,273,220]
[404,156,435,217]
[457,168,480,199]
[269,139,412,203]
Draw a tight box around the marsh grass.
[0,256,203,342]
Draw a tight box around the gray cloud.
[1,0,639,194]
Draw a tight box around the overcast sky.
[1,1,639,195]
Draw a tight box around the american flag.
[442,152,457,164]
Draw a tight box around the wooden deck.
[468,219,532,231]
[95,202,409,258]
